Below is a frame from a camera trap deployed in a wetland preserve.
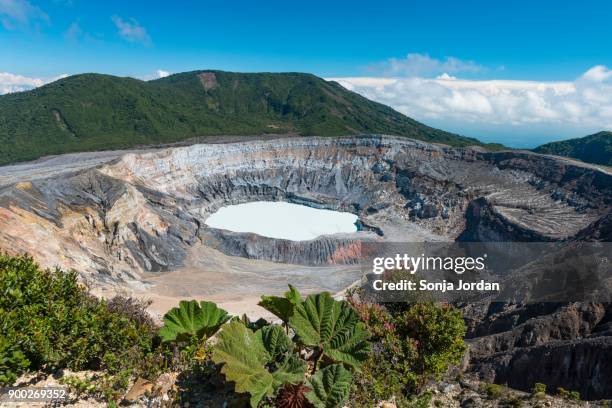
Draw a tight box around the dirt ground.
[91,243,362,320]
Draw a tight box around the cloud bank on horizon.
[0,72,68,94]
[330,54,612,147]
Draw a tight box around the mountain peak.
[0,70,482,165]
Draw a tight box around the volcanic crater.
[0,136,609,294]
[1,135,611,398]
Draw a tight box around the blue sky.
[2,0,612,147]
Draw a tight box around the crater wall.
[0,135,609,282]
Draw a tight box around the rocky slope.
[0,135,610,399]
[463,301,612,399]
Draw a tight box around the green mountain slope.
[0,70,483,165]
[533,131,612,166]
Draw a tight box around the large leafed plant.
[212,286,371,407]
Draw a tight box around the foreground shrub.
[213,321,306,406]
[0,336,29,384]
[531,382,547,400]
[484,383,504,399]
[399,303,467,381]
[347,294,467,405]
[0,254,158,387]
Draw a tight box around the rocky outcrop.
[468,336,612,400]
[207,229,369,266]
[463,300,612,399]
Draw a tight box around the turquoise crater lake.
[204,201,359,241]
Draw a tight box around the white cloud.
[371,53,485,77]
[436,73,457,80]
[0,69,170,95]
[111,16,151,45]
[329,66,612,141]
[0,0,48,30]
[140,70,171,81]
[0,72,67,94]
[580,65,612,83]
[156,70,170,78]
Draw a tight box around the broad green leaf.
[289,292,370,368]
[305,364,352,408]
[232,313,269,331]
[272,353,307,387]
[285,284,302,305]
[258,324,292,360]
[212,320,275,407]
[258,285,302,324]
[213,322,307,407]
[158,300,230,343]
[257,326,306,387]
[258,296,294,324]
[324,324,371,369]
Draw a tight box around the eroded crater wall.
[0,136,608,282]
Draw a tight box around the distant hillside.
[533,131,612,166]
[0,70,486,166]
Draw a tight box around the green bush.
[347,296,467,405]
[556,387,580,400]
[398,303,466,380]
[0,336,29,384]
[0,254,158,387]
[532,383,546,394]
[531,382,547,400]
[484,383,504,399]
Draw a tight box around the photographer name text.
[372,279,500,292]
